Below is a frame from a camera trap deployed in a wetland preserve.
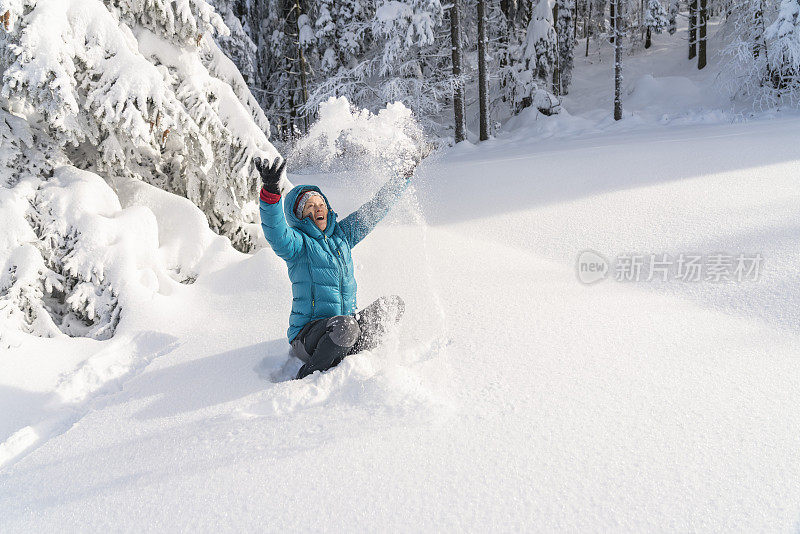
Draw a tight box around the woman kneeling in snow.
[254,156,412,380]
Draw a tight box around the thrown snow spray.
[403,177,449,341]
[246,98,452,418]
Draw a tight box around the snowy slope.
[2,115,800,531]
[3,22,800,533]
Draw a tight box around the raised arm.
[255,157,303,261]
[259,190,303,261]
[339,172,412,249]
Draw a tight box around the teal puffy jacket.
[260,176,410,342]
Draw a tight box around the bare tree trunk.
[501,0,519,26]
[289,0,309,133]
[297,51,309,133]
[450,0,467,143]
[697,0,707,69]
[609,0,615,43]
[641,0,645,43]
[573,1,578,43]
[552,1,561,95]
[645,27,651,48]
[477,0,490,141]
[614,0,622,120]
[753,1,766,59]
[585,1,592,56]
[688,0,697,59]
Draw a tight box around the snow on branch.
[0,0,279,252]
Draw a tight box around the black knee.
[326,315,360,348]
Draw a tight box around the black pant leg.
[349,295,405,355]
[296,315,361,379]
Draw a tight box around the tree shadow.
[617,219,800,335]
[411,118,800,226]
[0,386,56,444]
[132,338,291,420]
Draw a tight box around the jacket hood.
[283,184,338,238]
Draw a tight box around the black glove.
[253,156,286,195]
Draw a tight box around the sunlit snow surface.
[3,24,800,533]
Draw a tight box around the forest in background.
[211,0,800,145]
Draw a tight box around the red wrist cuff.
[260,188,281,204]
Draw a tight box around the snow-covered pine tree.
[668,0,679,34]
[371,0,446,114]
[292,3,316,133]
[303,0,450,129]
[0,108,64,338]
[242,0,278,131]
[314,0,371,74]
[500,0,559,114]
[761,0,800,98]
[765,0,800,93]
[496,0,528,117]
[212,0,258,88]
[255,0,296,139]
[553,0,576,94]
[0,0,276,251]
[645,0,669,48]
[1,0,281,341]
[528,0,559,85]
[0,107,133,341]
[719,0,792,107]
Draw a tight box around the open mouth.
[316,215,324,221]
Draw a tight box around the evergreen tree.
[529,0,559,84]
[1,0,276,251]
[301,0,449,129]
[500,0,559,115]
[645,0,669,48]
[765,0,800,91]
[314,0,371,73]
[668,0,679,35]
[720,0,785,106]
[0,108,66,338]
[213,0,258,87]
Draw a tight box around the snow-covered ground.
[3,20,800,532]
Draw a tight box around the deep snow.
[3,16,800,533]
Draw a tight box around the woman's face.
[303,195,328,231]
